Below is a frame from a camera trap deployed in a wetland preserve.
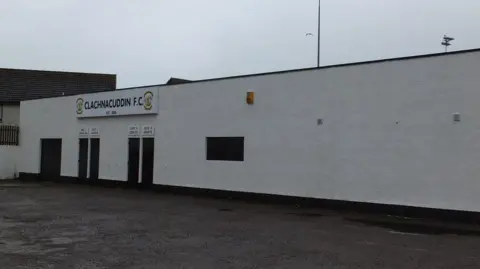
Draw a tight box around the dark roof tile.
[0,68,116,102]
[166,77,191,85]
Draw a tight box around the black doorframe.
[78,138,89,181]
[128,138,140,186]
[40,138,62,181]
[89,138,100,182]
[141,137,155,188]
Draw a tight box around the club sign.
[76,88,158,118]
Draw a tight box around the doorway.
[89,138,100,182]
[40,138,62,181]
[141,138,155,188]
[78,138,88,181]
[128,138,140,186]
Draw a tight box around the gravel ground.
[1,182,480,268]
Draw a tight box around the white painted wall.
[1,104,20,125]
[18,51,480,212]
[0,146,18,179]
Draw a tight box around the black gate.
[128,138,140,186]
[78,138,88,180]
[40,138,62,181]
[89,138,100,182]
[141,138,155,187]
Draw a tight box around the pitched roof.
[0,68,116,103]
[166,77,191,85]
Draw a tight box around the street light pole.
[441,35,454,53]
[317,0,321,67]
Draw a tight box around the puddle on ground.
[0,238,68,255]
[287,212,323,218]
[0,235,88,255]
[2,214,50,224]
[0,183,41,188]
[348,218,480,236]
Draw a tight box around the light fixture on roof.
[442,35,455,52]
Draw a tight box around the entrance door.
[89,138,100,182]
[40,138,62,181]
[78,138,88,181]
[127,138,140,186]
[141,138,155,188]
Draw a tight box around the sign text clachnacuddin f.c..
[76,90,157,118]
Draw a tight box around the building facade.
[17,49,480,213]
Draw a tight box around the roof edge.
[118,47,480,90]
[0,67,116,77]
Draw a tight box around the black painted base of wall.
[17,172,480,223]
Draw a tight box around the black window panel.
[206,137,244,161]
[78,138,88,180]
[141,138,155,187]
[89,138,100,181]
[128,138,140,185]
[40,138,62,181]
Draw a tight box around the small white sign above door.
[128,125,140,137]
[79,127,89,137]
[141,125,155,137]
[89,127,100,137]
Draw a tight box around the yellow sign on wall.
[246,91,255,105]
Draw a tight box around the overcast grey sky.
[1,0,479,88]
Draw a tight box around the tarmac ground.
[1,181,480,268]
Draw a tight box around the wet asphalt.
[1,182,480,268]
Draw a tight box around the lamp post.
[442,35,455,52]
[317,0,321,67]
[306,1,321,67]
